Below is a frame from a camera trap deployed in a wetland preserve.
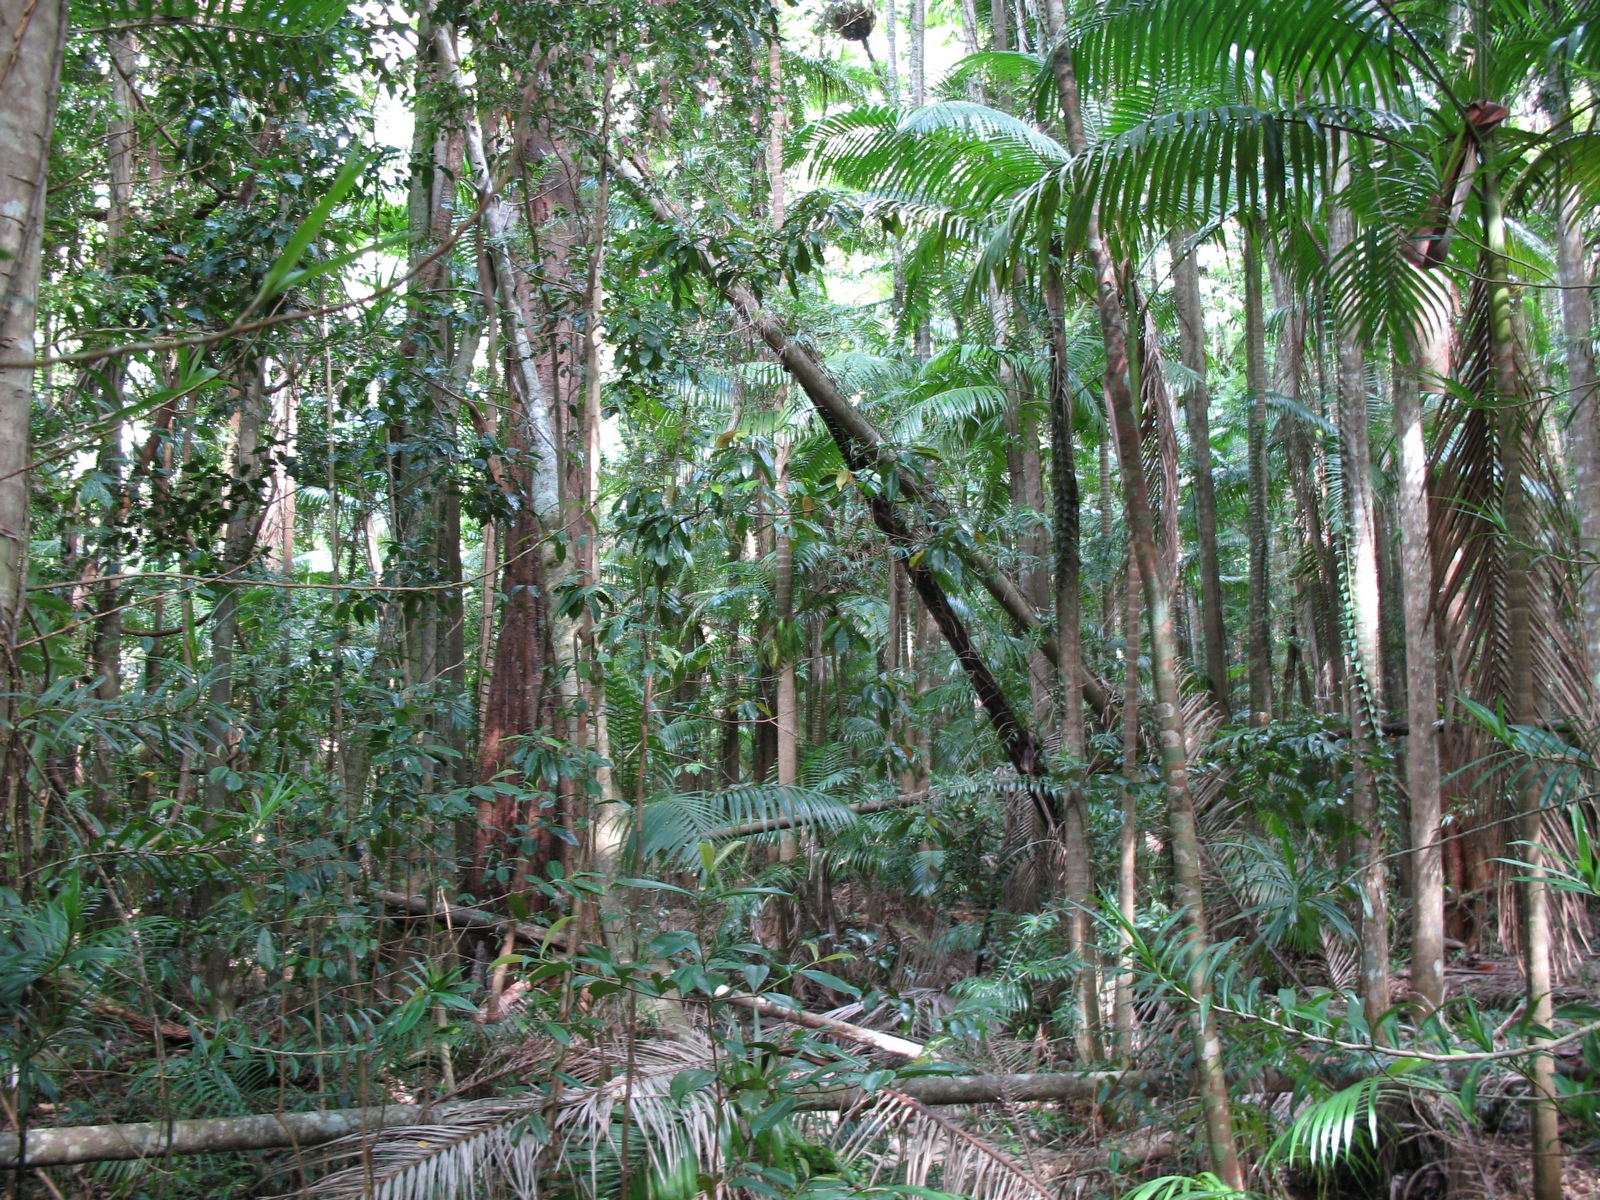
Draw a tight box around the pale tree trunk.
[909,0,925,106]
[1042,19,1242,1185]
[1486,168,1562,1200]
[775,441,798,837]
[1242,222,1272,723]
[1169,234,1229,715]
[1552,105,1600,703]
[581,77,617,892]
[0,0,66,646]
[1114,554,1140,1060]
[204,364,268,812]
[884,0,899,103]
[91,35,137,729]
[1394,331,1444,1014]
[990,0,1007,49]
[1268,250,1342,711]
[771,33,799,865]
[1329,151,1391,1030]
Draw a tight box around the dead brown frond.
[836,1089,1056,1200]
[1432,272,1595,970]
[284,1099,546,1200]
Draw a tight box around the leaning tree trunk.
[1329,151,1391,1032]
[1486,166,1562,1200]
[1170,233,1230,716]
[1042,20,1243,1186]
[608,157,1056,818]
[1242,221,1272,724]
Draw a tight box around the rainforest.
[0,0,1597,1197]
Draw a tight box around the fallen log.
[1,1072,1157,1167]
[0,1103,448,1168]
[793,1071,1157,1110]
[721,993,926,1059]
[372,890,559,948]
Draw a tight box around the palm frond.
[642,784,861,865]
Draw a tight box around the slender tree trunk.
[1045,264,1083,758]
[1114,555,1140,1060]
[1329,150,1391,1030]
[204,364,268,811]
[1242,222,1272,723]
[884,0,899,103]
[1269,252,1342,711]
[1042,24,1242,1186]
[1048,261,1093,1038]
[0,0,66,646]
[1394,341,1444,1012]
[990,0,1008,49]
[775,439,799,857]
[1169,234,1229,714]
[1553,110,1600,702]
[909,0,925,106]
[1486,167,1562,1200]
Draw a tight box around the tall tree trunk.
[884,0,899,103]
[1268,251,1342,710]
[1169,234,1229,715]
[204,364,268,811]
[435,27,567,892]
[909,0,925,106]
[1047,263,1095,1051]
[1042,22,1242,1185]
[1045,264,1082,759]
[1394,340,1443,1013]
[1486,167,1562,1200]
[1242,222,1272,724]
[1552,96,1600,704]
[0,0,65,651]
[1114,555,1140,1059]
[1330,152,1392,1030]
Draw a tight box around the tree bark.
[1329,150,1391,1031]
[607,153,1113,721]
[1114,555,1141,1059]
[204,363,269,811]
[1242,222,1272,723]
[1486,166,1562,1200]
[909,0,925,106]
[0,0,66,644]
[1553,104,1600,705]
[1044,264,1083,759]
[1169,234,1229,715]
[1041,24,1242,1186]
[1394,341,1444,1014]
[0,1072,1158,1167]
[608,157,1055,804]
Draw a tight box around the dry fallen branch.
[1,1072,1154,1167]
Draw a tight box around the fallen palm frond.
[836,1087,1055,1200]
[292,1100,545,1200]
